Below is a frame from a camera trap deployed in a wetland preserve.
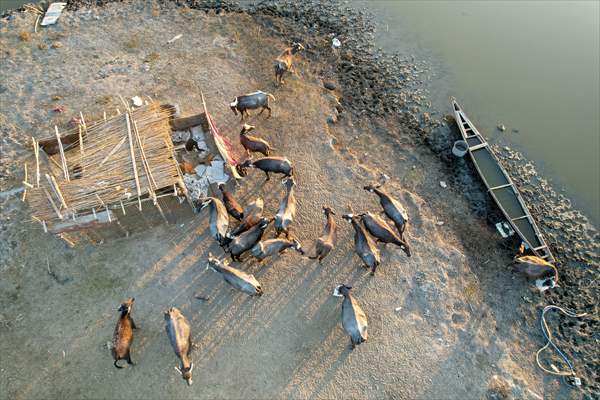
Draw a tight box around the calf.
[112,298,137,369]
[309,206,337,263]
[230,91,275,121]
[274,42,305,85]
[239,124,272,157]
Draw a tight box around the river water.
[2,0,599,224]
[359,0,599,226]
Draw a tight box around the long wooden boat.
[451,99,555,263]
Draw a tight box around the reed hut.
[24,101,199,245]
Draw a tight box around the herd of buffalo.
[110,42,414,385]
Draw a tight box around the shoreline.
[1,0,598,398]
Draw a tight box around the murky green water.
[1,0,27,12]
[360,0,599,225]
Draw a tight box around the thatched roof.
[27,102,183,228]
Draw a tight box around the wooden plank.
[511,215,529,222]
[170,113,209,131]
[49,209,115,233]
[38,131,80,156]
[489,182,514,191]
[469,143,489,151]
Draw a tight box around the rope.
[536,305,587,380]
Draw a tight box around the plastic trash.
[332,38,341,48]
[41,2,66,26]
[131,96,143,107]
[167,34,183,44]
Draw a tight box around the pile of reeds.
[26,102,181,227]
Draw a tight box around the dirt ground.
[0,2,587,399]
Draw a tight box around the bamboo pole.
[46,174,68,210]
[78,124,84,161]
[125,113,142,211]
[22,164,28,201]
[131,117,158,190]
[32,137,40,188]
[55,126,70,181]
[99,136,126,167]
[59,233,76,247]
[126,108,166,222]
[43,188,63,220]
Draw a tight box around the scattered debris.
[144,52,160,64]
[167,34,183,44]
[131,96,143,107]
[495,222,515,238]
[18,31,31,42]
[52,105,65,113]
[497,124,506,132]
[40,3,67,26]
[379,173,390,185]
[51,41,63,49]
[195,295,210,302]
[184,175,208,201]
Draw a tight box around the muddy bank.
[0,1,598,399]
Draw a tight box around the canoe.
[451,99,555,263]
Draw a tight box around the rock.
[51,41,63,49]
[323,81,336,90]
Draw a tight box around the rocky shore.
[1,0,598,398]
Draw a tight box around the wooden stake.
[105,205,112,223]
[55,126,69,181]
[125,113,142,210]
